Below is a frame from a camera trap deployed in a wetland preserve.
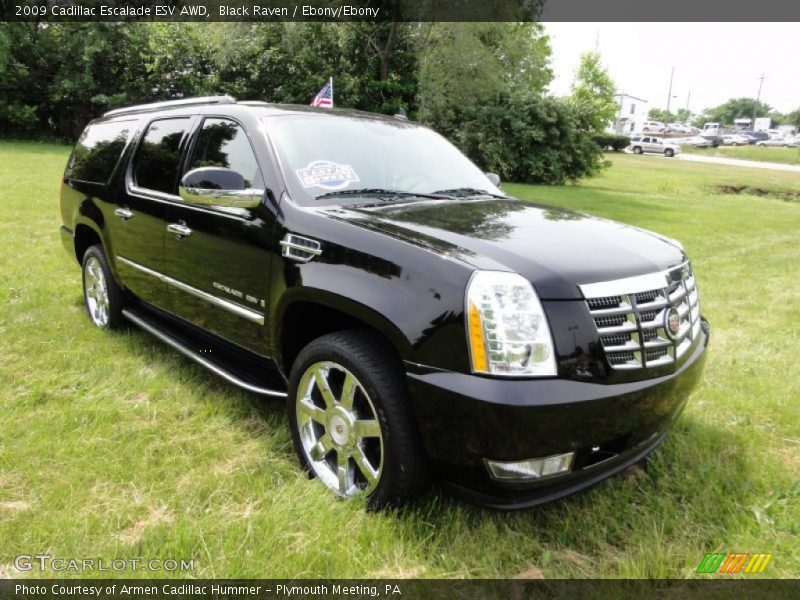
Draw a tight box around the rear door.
[114,117,193,305]
[163,115,275,352]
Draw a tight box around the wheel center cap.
[329,414,351,446]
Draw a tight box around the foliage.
[782,107,800,126]
[211,23,418,117]
[593,133,631,151]
[697,97,773,127]
[452,95,607,184]
[415,22,552,132]
[569,52,617,133]
[647,107,693,125]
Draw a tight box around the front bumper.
[405,320,709,510]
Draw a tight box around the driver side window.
[188,118,262,189]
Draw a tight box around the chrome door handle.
[114,207,134,220]
[167,223,193,238]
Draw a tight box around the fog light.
[485,452,574,481]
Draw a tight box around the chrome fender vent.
[280,233,322,262]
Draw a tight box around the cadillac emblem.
[665,307,681,339]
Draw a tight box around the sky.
[544,23,799,115]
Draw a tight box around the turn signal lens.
[467,300,489,372]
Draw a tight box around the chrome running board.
[122,308,287,398]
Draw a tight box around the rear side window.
[187,118,262,188]
[133,118,190,195]
[66,120,134,184]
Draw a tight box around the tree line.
[0,22,618,184]
[649,98,800,128]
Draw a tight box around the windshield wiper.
[431,187,507,199]
[316,188,449,201]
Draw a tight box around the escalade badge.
[665,307,681,339]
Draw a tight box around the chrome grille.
[580,262,701,370]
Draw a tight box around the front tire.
[665,148,674,157]
[632,146,643,154]
[82,244,125,329]
[287,330,427,509]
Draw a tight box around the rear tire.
[633,146,643,155]
[287,330,428,510]
[665,148,674,158]
[82,244,125,329]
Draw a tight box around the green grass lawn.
[682,143,800,166]
[1,141,798,579]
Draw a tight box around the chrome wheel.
[296,361,383,498]
[84,256,110,327]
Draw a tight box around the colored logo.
[696,552,772,574]
[665,306,681,339]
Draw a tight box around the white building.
[609,93,649,134]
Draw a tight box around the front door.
[164,116,274,353]
[113,117,193,306]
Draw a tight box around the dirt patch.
[0,500,31,512]
[712,184,800,201]
[118,505,172,545]
[512,565,546,579]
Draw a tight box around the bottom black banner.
[1,579,798,600]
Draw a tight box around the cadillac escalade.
[59,96,709,509]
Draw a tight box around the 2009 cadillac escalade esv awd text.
[59,96,709,510]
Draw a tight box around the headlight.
[465,271,557,377]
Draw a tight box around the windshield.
[264,114,502,205]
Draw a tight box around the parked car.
[642,121,666,133]
[675,136,715,148]
[721,134,750,146]
[666,123,691,134]
[757,136,800,147]
[700,135,722,147]
[628,136,682,157]
[59,96,709,510]
[738,132,768,144]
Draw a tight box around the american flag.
[311,77,333,108]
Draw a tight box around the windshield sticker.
[295,160,360,190]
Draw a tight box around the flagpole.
[329,76,334,108]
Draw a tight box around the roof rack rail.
[103,95,237,117]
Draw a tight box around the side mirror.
[178,167,262,209]
[485,172,501,187]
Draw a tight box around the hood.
[319,198,686,300]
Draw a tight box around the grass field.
[1,141,798,579]
[682,143,800,166]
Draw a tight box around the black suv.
[59,96,709,510]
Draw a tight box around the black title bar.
[3,0,800,22]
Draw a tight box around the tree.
[647,107,693,124]
[698,97,773,126]
[452,94,606,184]
[211,23,417,116]
[570,52,616,133]
[415,23,552,133]
[779,107,800,126]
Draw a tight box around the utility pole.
[685,90,691,112]
[665,66,675,122]
[752,73,766,131]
